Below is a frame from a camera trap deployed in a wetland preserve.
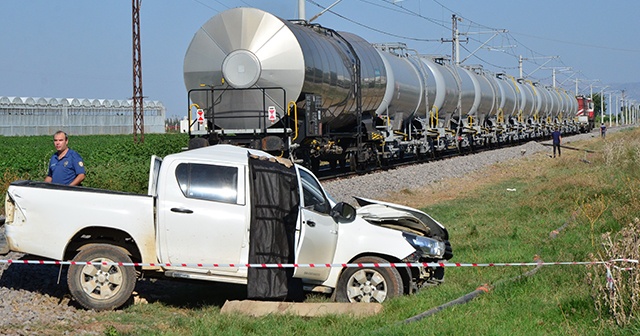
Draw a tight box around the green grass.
[2,130,640,335]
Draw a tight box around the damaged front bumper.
[403,239,453,291]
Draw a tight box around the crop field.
[1,130,640,334]
[0,133,189,214]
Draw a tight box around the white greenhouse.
[0,96,165,136]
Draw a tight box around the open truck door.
[292,167,339,281]
[147,155,162,196]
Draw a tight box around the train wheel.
[428,139,436,159]
[348,154,356,172]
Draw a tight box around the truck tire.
[67,244,136,311]
[335,256,403,303]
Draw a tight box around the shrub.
[588,219,640,326]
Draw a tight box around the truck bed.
[3,181,156,262]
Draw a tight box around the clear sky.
[1,0,638,118]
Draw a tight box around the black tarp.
[247,155,303,301]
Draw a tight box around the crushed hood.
[354,197,449,240]
[357,204,431,236]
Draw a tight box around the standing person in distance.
[551,127,562,158]
[44,130,86,186]
[600,123,607,138]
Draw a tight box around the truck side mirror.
[330,202,357,223]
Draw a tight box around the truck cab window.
[175,163,238,204]
[299,169,330,214]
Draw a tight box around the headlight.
[402,233,445,258]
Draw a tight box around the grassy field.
[1,129,640,335]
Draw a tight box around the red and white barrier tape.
[0,259,637,269]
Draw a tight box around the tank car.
[183,7,582,171]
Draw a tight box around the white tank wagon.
[548,88,564,122]
[486,74,517,139]
[454,65,497,148]
[560,89,579,130]
[532,83,551,130]
[371,43,424,133]
[183,7,582,172]
[417,56,460,132]
[0,96,166,136]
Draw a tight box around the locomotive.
[183,7,584,172]
[576,95,595,132]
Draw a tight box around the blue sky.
[1,0,638,118]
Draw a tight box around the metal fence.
[0,96,165,136]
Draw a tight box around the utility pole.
[132,0,144,143]
[620,90,629,125]
[600,91,604,124]
[441,15,466,66]
[599,86,609,124]
[615,92,619,125]
[298,0,305,20]
[608,91,612,127]
[519,55,523,79]
[452,14,460,66]
[543,67,571,88]
[442,14,503,67]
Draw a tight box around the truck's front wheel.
[335,256,403,303]
[67,244,136,311]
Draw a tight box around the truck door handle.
[306,220,316,227]
[171,207,193,214]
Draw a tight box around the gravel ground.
[0,128,610,334]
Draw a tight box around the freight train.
[183,7,590,172]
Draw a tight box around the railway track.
[315,135,551,182]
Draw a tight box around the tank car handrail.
[288,101,299,141]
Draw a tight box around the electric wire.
[307,0,441,42]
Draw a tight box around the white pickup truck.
[1,144,452,311]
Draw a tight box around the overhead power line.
[307,0,441,42]
[511,31,640,53]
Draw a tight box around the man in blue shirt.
[44,131,86,185]
[551,127,562,158]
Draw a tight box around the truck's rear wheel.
[67,244,136,311]
[335,256,403,303]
